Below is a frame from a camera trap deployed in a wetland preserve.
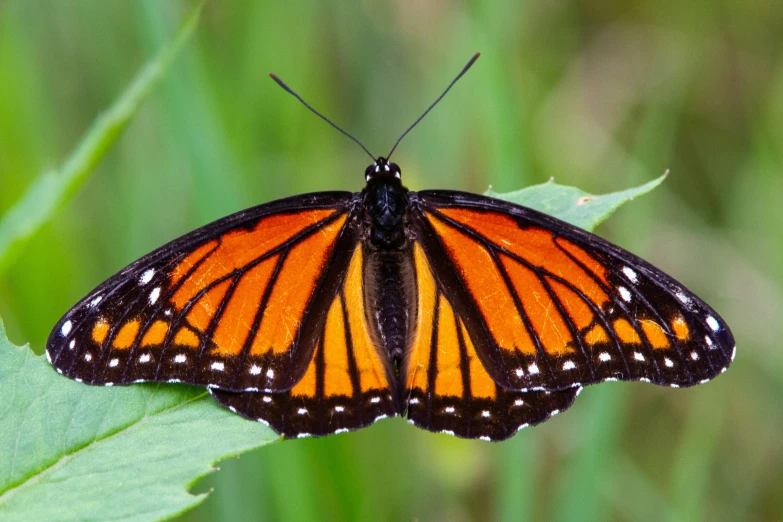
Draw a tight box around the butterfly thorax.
[362,157,408,249]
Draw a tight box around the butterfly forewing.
[412,190,735,392]
[47,193,361,392]
[211,246,398,438]
[403,242,580,441]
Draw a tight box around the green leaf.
[0,1,205,276]
[486,172,668,232]
[0,317,278,522]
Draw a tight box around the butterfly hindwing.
[403,243,580,441]
[211,245,397,438]
[411,190,735,392]
[47,193,361,392]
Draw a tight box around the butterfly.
[46,54,735,441]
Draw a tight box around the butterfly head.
[365,157,401,182]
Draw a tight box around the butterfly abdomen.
[362,246,417,368]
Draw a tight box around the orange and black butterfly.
[47,54,734,441]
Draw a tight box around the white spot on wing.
[140,269,155,285]
[618,286,632,302]
[262,396,272,403]
[513,399,524,406]
[517,423,530,432]
[296,433,311,439]
[440,430,455,436]
[46,351,52,364]
[664,357,674,367]
[690,351,699,361]
[622,266,638,283]
[250,364,261,375]
[297,408,308,415]
[266,368,275,379]
[334,405,345,412]
[409,398,419,405]
[90,296,102,307]
[84,353,92,362]
[479,436,491,442]
[69,340,76,350]
[676,292,691,304]
[481,410,491,418]
[528,363,540,375]
[515,368,524,377]
[335,428,349,434]
[61,320,73,337]
[706,316,720,332]
[444,406,455,413]
[550,409,560,416]
[374,414,388,422]
[174,354,187,363]
[211,361,225,371]
[634,352,645,362]
[139,353,151,363]
[699,379,710,384]
[731,345,736,361]
[370,397,381,404]
[562,360,576,370]
[599,352,611,362]
[149,287,161,305]
[109,358,119,368]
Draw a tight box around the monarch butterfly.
[47,54,734,441]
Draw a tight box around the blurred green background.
[1,1,781,521]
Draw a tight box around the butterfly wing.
[210,245,398,438]
[410,190,735,392]
[403,242,579,441]
[47,192,361,392]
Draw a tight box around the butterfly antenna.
[387,52,480,160]
[269,73,376,161]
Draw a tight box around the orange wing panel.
[321,296,352,397]
[436,208,610,306]
[434,299,463,398]
[171,209,336,310]
[500,255,573,356]
[250,214,347,356]
[341,248,390,394]
[404,240,579,441]
[406,244,437,392]
[210,256,278,357]
[407,243,497,401]
[426,213,536,355]
[184,279,232,333]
